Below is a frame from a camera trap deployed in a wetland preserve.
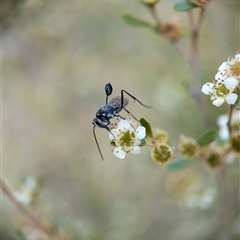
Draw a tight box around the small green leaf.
[174,2,198,11]
[196,128,218,146]
[235,105,240,110]
[139,138,147,147]
[110,141,116,147]
[140,117,153,138]
[234,89,240,109]
[167,158,191,170]
[122,14,156,31]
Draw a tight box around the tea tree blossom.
[202,52,240,107]
[109,118,146,159]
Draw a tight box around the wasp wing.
[109,96,129,109]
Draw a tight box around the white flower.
[185,187,216,210]
[202,51,240,107]
[109,118,146,159]
[14,188,32,204]
[13,176,37,204]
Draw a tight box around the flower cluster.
[202,52,240,107]
[109,117,146,159]
[150,129,174,164]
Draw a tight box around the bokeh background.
[2,0,239,239]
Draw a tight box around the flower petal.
[218,61,227,71]
[234,53,240,61]
[136,126,146,139]
[130,146,141,154]
[113,147,126,159]
[134,138,141,146]
[118,119,133,131]
[212,98,224,107]
[201,83,214,95]
[109,129,119,140]
[224,77,239,90]
[219,126,229,141]
[217,114,228,127]
[226,93,238,105]
[215,71,226,82]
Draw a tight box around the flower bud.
[178,135,199,158]
[140,0,160,7]
[160,18,188,42]
[154,129,169,144]
[151,143,174,164]
[190,0,211,7]
[230,133,240,153]
[203,148,223,169]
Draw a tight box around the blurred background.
[2,0,239,239]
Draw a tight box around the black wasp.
[92,83,150,160]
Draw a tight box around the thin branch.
[0,178,59,240]
[147,5,162,28]
[147,5,191,64]
[187,7,208,126]
[227,104,234,136]
[147,4,208,126]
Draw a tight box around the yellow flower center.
[230,62,240,78]
[120,131,135,147]
[216,85,229,97]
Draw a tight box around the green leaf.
[196,128,218,146]
[122,14,156,31]
[140,117,153,138]
[234,89,240,109]
[174,2,198,11]
[110,141,116,147]
[139,138,147,147]
[167,158,191,170]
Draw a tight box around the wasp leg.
[121,89,151,110]
[123,107,139,122]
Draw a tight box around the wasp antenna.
[105,83,113,104]
[93,125,104,161]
